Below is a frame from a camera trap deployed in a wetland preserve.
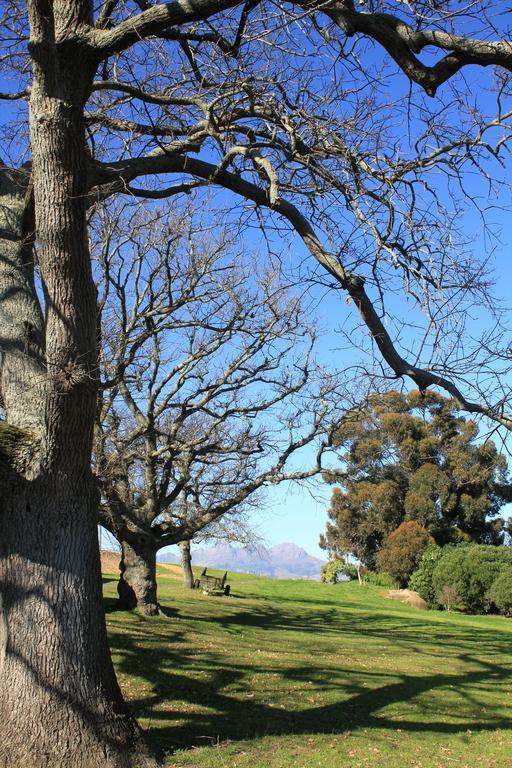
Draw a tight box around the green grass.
[103,565,512,767]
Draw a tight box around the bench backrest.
[199,568,228,589]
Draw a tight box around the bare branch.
[90,0,245,58]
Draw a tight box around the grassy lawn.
[103,565,512,768]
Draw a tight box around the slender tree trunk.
[0,3,162,764]
[117,539,160,616]
[180,539,195,589]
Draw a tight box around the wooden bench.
[194,568,230,595]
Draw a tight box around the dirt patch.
[385,589,428,610]
[157,563,183,579]
[100,550,120,575]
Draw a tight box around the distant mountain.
[158,542,326,581]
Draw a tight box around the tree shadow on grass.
[107,596,512,756]
[104,595,120,613]
[191,598,512,658]
[159,604,182,621]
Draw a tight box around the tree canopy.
[320,390,510,568]
[94,201,336,613]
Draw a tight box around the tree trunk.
[0,473,160,768]
[117,539,160,616]
[0,3,162,764]
[180,539,195,589]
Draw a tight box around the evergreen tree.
[320,391,509,568]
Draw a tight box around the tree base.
[0,732,163,768]
[116,596,160,617]
[0,478,163,768]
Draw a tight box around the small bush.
[488,567,512,616]
[363,571,398,588]
[432,545,512,614]
[321,558,357,584]
[409,544,443,608]
[376,521,434,587]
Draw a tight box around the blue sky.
[3,17,512,562]
[157,223,512,561]
[173,127,512,560]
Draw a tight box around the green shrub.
[488,567,512,616]
[320,558,357,583]
[432,545,512,614]
[409,544,443,608]
[363,570,398,588]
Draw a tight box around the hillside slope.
[105,569,512,768]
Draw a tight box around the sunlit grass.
[104,564,512,767]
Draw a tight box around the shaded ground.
[104,570,512,768]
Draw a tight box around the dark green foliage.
[411,544,512,615]
[432,545,512,614]
[321,390,509,568]
[404,464,451,533]
[376,521,434,587]
[409,544,443,608]
[488,567,512,616]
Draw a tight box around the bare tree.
[84,4,512,428]
[3,2,512,765]
[94,202,337,614]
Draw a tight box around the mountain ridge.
[158,541,325,580]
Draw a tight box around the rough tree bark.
[0,477,160,768]
[0,2,161,766]
[117,538,160,616]
[179,540,195,589]
[0,167,45,431]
